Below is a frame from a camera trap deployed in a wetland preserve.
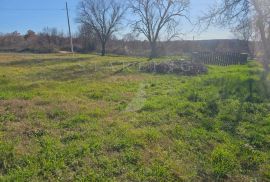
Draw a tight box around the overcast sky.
[0,0,235,40]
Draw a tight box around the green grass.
[0,53,269,181]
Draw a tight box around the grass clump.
[211,146,238,178]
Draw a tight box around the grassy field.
[0,53,269,181]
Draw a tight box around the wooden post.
[241,53,248,64]
[66,1,74,53]
[192,52,199,63]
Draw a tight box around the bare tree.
[39,27,65,49]
[78,24,98,52]
[77,0,126,56]
[199,0,270,70]
[129,0,190,58]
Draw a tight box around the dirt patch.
[0,100,32,122]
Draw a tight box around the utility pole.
[66,1,74,53]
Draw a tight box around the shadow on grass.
[28,65,96,81]
[26,60,138,81]
[0,57,90,67]
[27,64,118,81]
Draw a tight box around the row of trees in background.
[0,0,268,66]
[0,28,71,53]
[0,27,100,53]
[77,0,190,58]
[76,0,269,68]
[76,0,269,64]
[0,29,251,56]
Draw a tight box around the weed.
[47,108,67,121]
[211,146,238,178]
[0,142,16,175]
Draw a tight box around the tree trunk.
[101,42,106,56]
[253,0,270,71]
[257,21,270,71]
[150,42,158,58]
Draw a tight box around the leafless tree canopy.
[199,0,270,69]
[78,24,98,52]
[129,0,190,58]
[200,0,250,28]
[77,0,125,56]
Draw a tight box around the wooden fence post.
[192,52,199,63]
[240,53,248,64]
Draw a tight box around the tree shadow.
[0,57,90,67]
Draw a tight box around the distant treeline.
[0,28,253,57]
[107,39,253,57]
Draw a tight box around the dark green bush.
[238,144,265,171]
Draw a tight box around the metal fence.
[192,52,248,66]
